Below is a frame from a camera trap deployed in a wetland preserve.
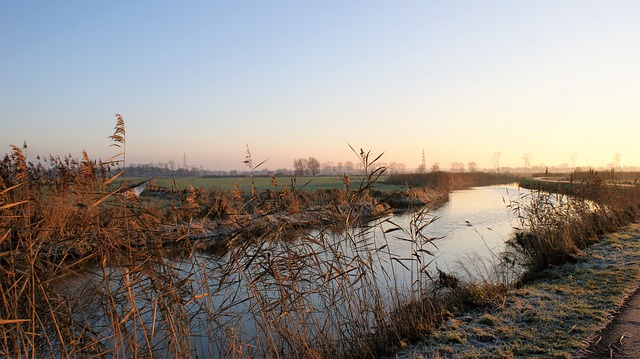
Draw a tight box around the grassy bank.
[392,223,640,359]
[389,176,640,358]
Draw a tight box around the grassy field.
[125,171,518,194]
[125,175,404,193]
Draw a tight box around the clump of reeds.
[507,175,640,278]
[0,115,187,357]
[384,171,515,191]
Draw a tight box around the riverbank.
[390,222,640,359]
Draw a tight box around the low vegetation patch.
[384,172,516,192]
[392,223,640,358]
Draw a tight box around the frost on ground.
[391,224,640,359]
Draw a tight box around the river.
[384,183,523,275]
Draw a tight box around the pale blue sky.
[2,1,639,171]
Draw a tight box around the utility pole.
[419,149,426,173]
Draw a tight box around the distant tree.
[293,158,308,176]
[450,162,465,173]
[274,168,291,176]
[321,161,335,175]
[468,162,478,172]
[388,161,407,175]
[570,152,577,170]
[307,157,320,176]
[522,153,532,173]
[430,162,440,172]
[344,161,354,174]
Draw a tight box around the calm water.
[385,183,523,274]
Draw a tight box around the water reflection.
[382,184,524,275]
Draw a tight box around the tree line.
[124,158,410,178]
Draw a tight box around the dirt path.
[583,287,640,359]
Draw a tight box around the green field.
[125,175,403,193]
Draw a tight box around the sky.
[2,1,640,172]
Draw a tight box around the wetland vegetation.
[3,115,640,358]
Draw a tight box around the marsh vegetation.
[3,116,640,358]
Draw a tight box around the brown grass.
[508,177,640,278]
